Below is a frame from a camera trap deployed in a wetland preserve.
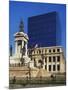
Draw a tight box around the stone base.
[9,66,51,80]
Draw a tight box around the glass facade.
[28,12,59,48]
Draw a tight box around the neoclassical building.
[28,46,65,74]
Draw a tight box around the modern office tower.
[28,12,61,48]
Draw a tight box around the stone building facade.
[28,46,65,74]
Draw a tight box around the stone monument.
[9,20,33,67]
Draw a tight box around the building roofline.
[28,11,57,19]
[28,46,63,49]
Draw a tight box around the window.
[49,57,51,62]
[57,56,60,62]
[39,50,41,54]
[53,65,56,71]
[57,65,60,71]
[45,49,47,53]
[49,49,51,53]
[53,56,56,62]
[49,65,51,71]
[45,65,47,70]
[38,59,42,63]
[57,49,60,52]
[53,49,55,52]
[34,58,36,67]
[37,50,38,54]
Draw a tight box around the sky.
[9,1,66,55]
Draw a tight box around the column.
[25,43,28,56]
[15,41,17,54]
[22,41,24,48]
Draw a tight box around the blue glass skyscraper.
[28,12,61,48]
